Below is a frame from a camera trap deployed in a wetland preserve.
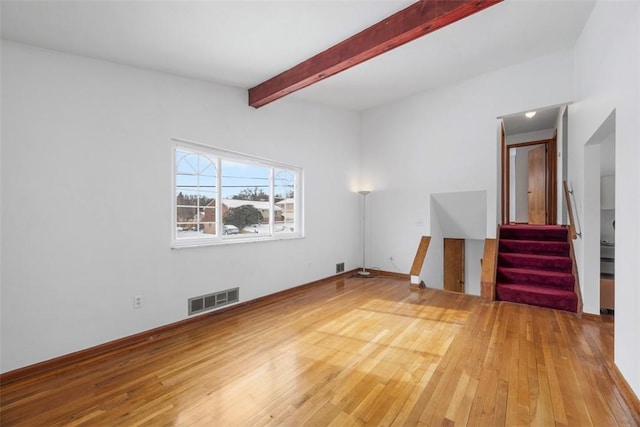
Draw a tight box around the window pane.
[274,169,295,233]
[177,206,198,224]
[199,160,216,178]
[202,222,216,235]
[222,160,270,238]
[176,151,197,174]
[198,174,216,193]
[201,207,216,236]
[176,173,199,189]
[221,160,269,199]
[175,150,217,240]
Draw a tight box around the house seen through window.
[173,140,302,246]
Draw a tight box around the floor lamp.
[357,190,371,277]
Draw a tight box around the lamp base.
[356,270,373,278]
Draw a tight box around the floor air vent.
[189,288,239,315]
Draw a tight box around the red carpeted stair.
[496,225,578,312]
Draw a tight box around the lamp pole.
[358,190,371,277]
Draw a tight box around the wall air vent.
[188,288,239,315]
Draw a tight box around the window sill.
[171,233,304,249]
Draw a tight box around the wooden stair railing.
[562,181,583,316]
[563,180,583,316]
[409,236,431,288]
[563,180,578,240]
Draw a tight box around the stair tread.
[496,283,576,295]
[500,238,569,245]
[499,252,570,261]
[500,225,568,242]
[501,225,566,229]
[497,266,573,278]
[498,252,572,273]
[496,281,574,291]
[499,239,570,256]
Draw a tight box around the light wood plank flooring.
[1,277,638,426]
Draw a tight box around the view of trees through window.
[174,143,300,245]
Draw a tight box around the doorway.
[582,110,616,315]
[503,137,557,225]
[500,106,562,225]
[600,134,615,314]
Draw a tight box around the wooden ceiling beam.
[249,0,502,108]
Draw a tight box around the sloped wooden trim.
[480,238,497,300]
[249,0,503,108]
[373,270,410,280]
[410,236,431,277]
[566,226,584,317]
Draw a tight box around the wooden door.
[528,145,546,224]
[444,239,465,293]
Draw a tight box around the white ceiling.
[0,0,596,111]
[502,106,562,135]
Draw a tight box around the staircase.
[496,225,578,312]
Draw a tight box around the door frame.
[502,132,557,225]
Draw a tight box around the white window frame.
[171,138,304,248]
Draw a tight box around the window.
[172,139,303,247]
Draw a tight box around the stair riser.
[496,287,578,312]
[497,267,574,285]
[497,254,572,273]
[500,228,568,242]
[499,240,569,257]
[497,271,574,290]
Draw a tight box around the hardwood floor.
[1,277,638,426]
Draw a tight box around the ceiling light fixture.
[525,111,536,118]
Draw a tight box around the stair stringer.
[565,225,583,317]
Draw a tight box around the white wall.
[582,139,604,314]
[465,239,484,297]
[514,145,542,223]
[361,49,574,288]
[0,42,362,373]
[569,0,640,396]
[428,191,486,292]
[506,128,555,145]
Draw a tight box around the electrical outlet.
[389,256,393,261]
[134,295,143,309]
